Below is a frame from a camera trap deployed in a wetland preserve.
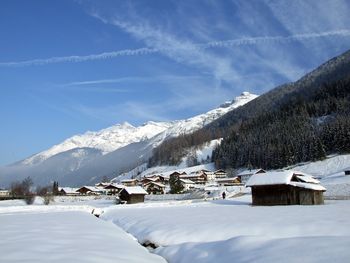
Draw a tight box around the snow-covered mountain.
[148,92,258,147]
[23,121,173,166]
[0,92,257,187]
[22,91,257,166]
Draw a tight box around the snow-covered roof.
[142,177,158,182]
[95,182,110,187]
[214,169,226,173]
[78,186,103,192]
[59,187,79,194]
[121,179,138,183]
[122,186,148,195]
[246,171,326,191]
[246,171,293,186]
[180,179,195,184]
[289,182,326,191]
[144,182,165,188]
[215,177,239,182]
[104,184,125,189]
[180,174,205,178]
[238,169,265,176]
[294,171,320,184]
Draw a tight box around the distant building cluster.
[55,169,243,204]
[1,167,330,206]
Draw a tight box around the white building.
[238,168,266,184]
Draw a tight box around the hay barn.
[246,171,326,206]
[119,186,148,204]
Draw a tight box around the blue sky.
[1,0,350,165]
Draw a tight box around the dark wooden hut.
[246,171,326,206]
[119,186,148,204]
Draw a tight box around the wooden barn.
[119,186,148,204]
[246,171,326,206]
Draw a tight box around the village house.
[103,184,124,195]
[214,169,227,179]
[144,181,165,195]
[95,182,110,188]
[180,179,196,191]
[58,187,80,196]
[169,171,186,179]
[238,168,266,184]
[76,186,105,195]
[201,170,216,181]
[215,177,241,186]
[0,189,10,197]
[167,171,186,185]
[180,172,207,184]
[118,186,148,204]
[121,179,139,187]
[246,170,326,206]
[141,175,166,186]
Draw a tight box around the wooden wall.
[251,185,324,206]
[119,190,145,204]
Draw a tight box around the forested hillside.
[213,77,350,169]
[149,49,350,169]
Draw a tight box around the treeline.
[213,77,350,169]
[10,177,59,205]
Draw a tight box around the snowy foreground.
[101,196,350,263]
[1,196,350,263]
[0,199,165,263]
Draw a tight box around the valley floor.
[0,198,165,263]
[1,195,350,263]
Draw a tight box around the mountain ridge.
[0,92,257,187]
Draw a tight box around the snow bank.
[101,197,350,263]
[0,211,165,263]
[156,236,350,263]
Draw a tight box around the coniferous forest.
[212,77,350,169]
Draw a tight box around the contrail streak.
[0,47,157,67]
[201,29,350,49]
[1,29,349,67]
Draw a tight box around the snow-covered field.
[0,200,165,263]
[2,154,350,262]
[101,195,350,263]
[1,195,350,263]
